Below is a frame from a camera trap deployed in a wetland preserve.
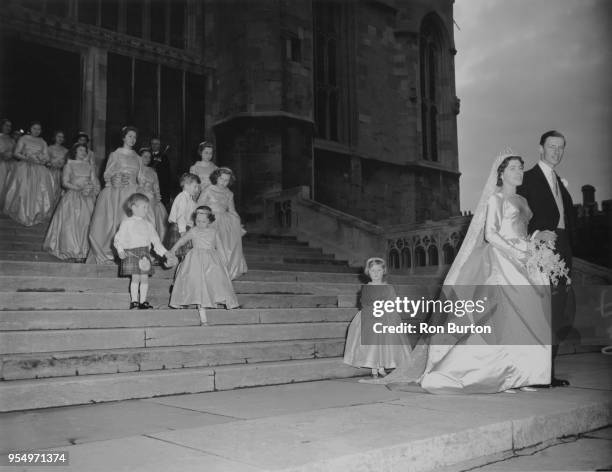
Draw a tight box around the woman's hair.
[139,147,152,163]
[364,257,387,277]
[68,143,88,160]
[197,141,214,155]
[179,172,201,187]
[120,125,138,140]
[29,121,42,131]
[209,167,235,185]
[75,131,90,142]
[52,130,65,142]
[125,193,149,215]
[496,155,524,186]
[0,118,11,128]
[192,205,216,223]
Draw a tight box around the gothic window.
[443,243,455,264]
[106,53,205,173]
[46,1,69,17]
[401,247,412,270]
[150,0,167,44]
[419,17,443,162]
[414,247,426,267]
[427,245,438,266]
[313,1,346,143]
[126,0,145,38]
[388,249,400,270]
[169,0,187,49]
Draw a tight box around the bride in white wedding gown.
[379,150,551,394]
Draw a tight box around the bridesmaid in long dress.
[75,131,97,170]
[43,144,100,261]
[198,167,247,279]
[138,147,168,242]
[191,141,217,200]
[87,126,143,264]
[47,130,69,207]
[0,118,16,210]
[3,121,56,226]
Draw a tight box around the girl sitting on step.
[343,257,413,378]
[168,205,239,325]
[114,193,177,309]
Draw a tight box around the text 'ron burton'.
[372,322,493,335]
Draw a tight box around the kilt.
[119,246,155,277]
[165,223,192,258]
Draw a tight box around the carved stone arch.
[414,245,426,267]
[443,242,454,264]
[388,248,400,270]
[427,244,439,266]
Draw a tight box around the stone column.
[81,46,108,173]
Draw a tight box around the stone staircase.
[0,215,438,412]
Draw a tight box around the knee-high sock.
[139,283,149,303]
[130,282,139,302]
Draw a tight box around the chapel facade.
[0,0,460,225]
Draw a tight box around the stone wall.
[206,0,459,225]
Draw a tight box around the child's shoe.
[130,301,139,309]
[139,301,153,309]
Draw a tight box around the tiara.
[365,257,385,266]
[496,146,517,160]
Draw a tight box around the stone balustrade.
[262,187,611,285]
[262,186,470,272]
[384,216,471,274]
[262,186,385,267]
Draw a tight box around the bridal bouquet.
[525,239,571,286]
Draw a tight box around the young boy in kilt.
[114,193,177,309]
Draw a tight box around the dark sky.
[454,0,612,211]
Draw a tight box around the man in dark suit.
[149,137,174,210]
[517,130,575,387]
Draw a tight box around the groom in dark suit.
[517,130,575,387]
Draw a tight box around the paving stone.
[0,399,236,452]
[0,367,215,412]
[146,379,400,419]
[34,435,264,472]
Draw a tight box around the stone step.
[0,357,365,412]
[0,249,347,266]
[0,307,356,330]
[0,250,59,262]
[0,239,329,257]
[0,338,346,380]
[0,292,339,311]
[0,322,350,354]
[0,231,46,243]
[0,276,435,312]
[0,275,424,295]
[243,233,304,243]
[0,219,48,233]
[0,260,434,283]
[0,224,308,242]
